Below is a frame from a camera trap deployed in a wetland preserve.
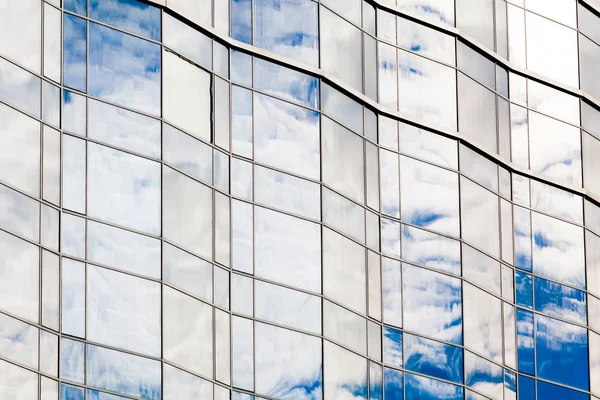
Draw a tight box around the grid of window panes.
[1,1,600,400]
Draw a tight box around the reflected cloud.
[255,93,320,180]
[324,341,367,400]
[403,264,462,344]
[0,312,38,369]
[396,0,455,26]
[89,23,160,115]
[534,277,587,324]
[404,372,463,400]
[254,0,319,67]
[464,352,503,400]
[256,322,322,400]
[403,225,461,275]
[90,0,161,41]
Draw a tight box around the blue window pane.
[517,375,534,400]
[254,57,319,109]
[383,327,403,369]
[384,368,403,400]
[369,362,383,400]
[534,276,587,325]
[90,0,161,41]
[401,225,461,275]
[87,389,130,400]
[232,0,252,44]
[516,309,534,374]
[536,381,589,400]
[404,334,463,384]
[61,384,85,400]
[504,370,516,398]
[515,271,532,309]
[405,373,463,400]
[254,0,319,67]
[64,14,87,92]
[60,338,85,383]
[535,314,589,391]
[514,206,532,271]
[87,344,162,400]
[89,23,161,115]
[65,0,87,16]
[403,264,463,344]
[231,50,253,86]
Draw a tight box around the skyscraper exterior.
[0,0,599,399]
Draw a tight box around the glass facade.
[0,0,600,399]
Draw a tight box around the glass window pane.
[516,308,534,374]
[163,363,212,400]
[60,338,84,383]
[163,242,212,301]
[0,312,38,369]
[320,7,362,92]
[0,103,40,197]
[398,50,457,131]
[0,0,41,72]
[64,14,87,92]
[322,187,365,244]
[87,265,161,357]
[163,123,212,185]
[163,50,210,140]
[90,0,161,40]
[0,56,41,118]
[458,73,497,151]
[62,90,86,136]
[324,341,367,400]
[403,264,462,344]
[42,250,60,331]
[254,93,320,180]
[61,213,86,258]
[400,156,460,237]
[254,0,318,67]
[62,134,86,213]
[88,98,161,158]
[462,244,500,295]
[323,226,366,314]
[232,316,254,391]
[404,333,463,384]
[88,143,161,235]
[402,225,461,275]
[231,200,253,274]
[397,17,456,65]
[464,351,503,400]
[255,206,321,292]
[378,42,398,110]
[87,344,162,400]
[463,283,502,362]
[399,123,458,170]
[163,13,211,69]
[163,286,213,377]
[321,82,363,135]
[255,322,322,398]
[396,0,455,26]
[456,0,494,49]
[324,300,367,354]
[405,373,463,400]
[163,167,213,259]
[460,177,500,258]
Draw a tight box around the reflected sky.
[64,14,87,92]
[400,156,460,238]
[86,265,161,358]
[383,367,402,400]
[63,90,86,136]
[163,13,212,70]
[534,277,587,325]
[378,42,398,110]
[61,384,84,400]
[0,312,38,369]
[163,242,212,302]
[90,0,160,41]
[321,82,363,136]
[462,244,500,295]
[403,264,462,344]
[61,338,85,383]
[532,212,585,289]
[402,225,461,275]
[163,364,212,400]
[396,0,455,26]
[399,123,458,170]
[254,92,320,180]
[398,50,457,131]
[513,206,532,272]
[504,370,516,400]
[324,341,367,400]
[535,314,589,391]
[464,351,503,400]
[397,16,455,65]
[255,322,322,400]
[61,258,85,338]
[383,257,402,327]
[254,57,319,109]
[231,0,252,44]
[518,375,534,400]
[404,373,463,400]
[404,333,463,384]
[87,343,162,400]
[536,381,589,400]
[89,23,160,115]
[515,271,533,309]
[463,283,502,363]
[383,327,403,369]
[516,309,534,375]
[254,0,319,67]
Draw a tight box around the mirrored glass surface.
[404,331,465,383]
[404,373,463,400]
[461,177,500,258]
[60,338,85,383]
[534,276,586,325]
[163,167,213,259]
[64,14,87,92]
[255,206,321,293]
[232,199,253,274]
[87,344,162,400]
[402,225,461,275]
[88,98,161,158]
[463,283,502,362]
[516,308,534,374]
[398,50,457,130]
[532,212,585,288]
[164,362,213,400]
[324,300,366,354]
[62,134,86,213]
[323,187,365,244]
[535,314,589,390]
[516,270,533,309]
[0,312,38,369]
[42,250,60,331]
[0,0,41,73]
[378,42,398,110]
[90,0,160,40]
[255,322,322,399]
[464,351,503,400]
[163,13,211,69]
[396,0,455,26]
[321,82,363,136]
[399,123,458,169]
[163,242,212,301]
[87,265,161,357]
[397,17,455,65]
[400,156,460,237]
[320,7,362,92]
[232,316,254,391]
[324,341,367,400]
[462,244,500,295]
[88,143,161,235]
[458,73,497,152]
[62,90,86,136]
[255,93,320,180]
[163,123,212,185]
[163,50,210,140]
[0,102,40,197]
[403,264,462,344]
